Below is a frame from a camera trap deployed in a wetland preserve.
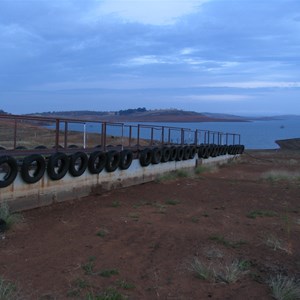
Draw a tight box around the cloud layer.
[0,0,300,115]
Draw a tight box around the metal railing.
[0,114,241,156]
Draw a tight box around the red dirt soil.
[1,150,300,299]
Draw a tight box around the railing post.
[137,124,140,149]
[55,119,60,150]
[13,119,17,149]
[64,121,68,149]
[129,126,132,147]
[181,128,184,145]
[101,122,106,151]
[161,126,164,146]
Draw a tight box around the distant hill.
[30,109,250,122]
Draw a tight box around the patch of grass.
[111,201,120,208]
[263,234,288,252]
[86,287,127,300]
[128,212,139,220]
[67,278,90,297]
[203,247,223,259]
[188,258,248,284]
[153,203,167,214]
[165,199,180,206]
[191,216,200,223]
[195,165,216,175]
[261,170,300,182]
[116,280,135,290]
[99,269,119,278]
[188,257,214,280]
[175,169,189,178]
[209,234,247,249]
[97,229,108,238]
[82,257,97,275]
[156,173,177,182]
[268,274,300,300]
[247,210,278,219]
[216,260,248,284]
[0,202,22,231]
[0,277,18,300]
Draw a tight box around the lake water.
[139,119,300,149]
[51,119,300,149]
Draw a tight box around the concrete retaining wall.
[0,154,238,212]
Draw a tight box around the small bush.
[0,276,18,300]
[268,274,300,300]
[261,170,300,182]
[209,234,247,248]
[86,287,127,300]
[99,269,119,278]
[247,210,278,219]
[0,202,22,231]
[188,257,214,280]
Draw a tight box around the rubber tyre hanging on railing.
[161,147,171,162]
[47,152,70,180]
[139,148,152,167]
[88,151,106,174]
[21,154,46,184]
[119,150,133,170]
[183,146,191,160]
[169,146,177,161]
[176,146,184,161]
[0,156,18,188]
[69,151,88,177]
[151,147,162,164]
[189,146,197,159]
[105,150,120,172]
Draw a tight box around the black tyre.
[176,146,184,161]
[169,146,177,161]
[68,144,78,149]
[47,152,70,180]
[183,146,191,160]
[34,145,47,150]
[0,156,18,188]
[152,147,162,164]
[16,146,27,150]
[88,151,106,174]
[105,150,120,172]
[69,152,88,177]
[161,147,171,163]
[0,146,6,151]
[139,148,152,167]
[202,145,210,159]
[189,146,197,159]
[21,154,46,184]
[119,150,133,170]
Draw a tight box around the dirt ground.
[1,150,300,299]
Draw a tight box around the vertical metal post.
[168,128,171,144]
[195,130,198,146]
[13,119,17,149]
[150,127,154,146]
[55,119,60,150]
[181,128,184,145]
[129,126,132,147]
[161,126,164,146]
[121,124,124,150]
[207,131,210,144]
[137,124,140,149]
[64,122,68,149]
[101,122,106,151]
[83,123,86,149]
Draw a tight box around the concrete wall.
[0,154,238,212]
[0,157,196,212]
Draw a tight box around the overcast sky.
[1,0,300,115]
